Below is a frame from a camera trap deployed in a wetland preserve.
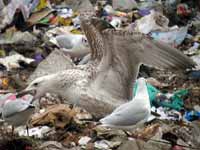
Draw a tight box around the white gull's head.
[20,74,60,99]
[19,70,85,100]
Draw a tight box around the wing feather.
[102,29,196,70]
[80,17,195,100]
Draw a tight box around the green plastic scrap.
[169,89,188,110]
[39,18,49,24]
[133,82,189,111]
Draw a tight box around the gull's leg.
[11,125,15,138]
[123,130,131,137]
[26,125,29,136]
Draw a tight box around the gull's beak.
[28,104,35,109]
[16,89,36,98]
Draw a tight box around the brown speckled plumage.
[25,14,195,117]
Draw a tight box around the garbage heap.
[0,0,199,150]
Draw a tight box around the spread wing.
[28,50,74,83]
[102,28,195,99]
[80,17,195,100]
[101,29,195,70]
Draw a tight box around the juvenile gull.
[20,15,195,117]
[100,78,150,130]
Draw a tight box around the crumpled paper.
[135,10,169,34]
[150,26,188,47]
[0,0,38,30]
[30,104,77,129]
[0,53,34,71]
[0,31,37,44]
[18,126,51,138]
[112,0,138,11]
[30,104,92,129]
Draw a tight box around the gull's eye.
[33,82,39,86]
[82,38,88,44]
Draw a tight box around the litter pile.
[0,0,199,150]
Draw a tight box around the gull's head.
[80,14,93,30]
[137,77,146,84]
[79,10,96,22]
[18,74,58,99]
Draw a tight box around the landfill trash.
[151,107,182,121]
[172,122,200,148]
[0,76,9,89]
[191,54,200,70]
[118,137,171,150]
[109,17,122,28]
[131,123,160,140]
[73,106,93,124]
[27,7,53,26]
[72,16,81,29]
[34,53,44,63]
[0,31,37,45]
[0,0,4,10]
[146,77,169,88]
[135,10,169,34]
[190,121,200,147]
[184,110,200,121]
[39,141,64,150]
[30,104,77,129]
[35,93,63,108]
[153,89,188,111]
[150,26,188,47]
[35,0,51,11]
[94,140,121,150]
[0,0,199,149]
[190,87,200,98]
[100,78,151,130]
[18,126,51,138]
[183,42,199,55]
[62,0,94,12]
[30,104,92,129]
[177,3,192,17]
[0,0,33,30]
[112,0,138,11]
[172,145,184,150]
[188,70,200,80]
[78,136,91,146]
[164,0,180,14]
[94,125,127,138]
[0,49,6,57]
[0,53,35,71]
[45,26,75,38]
[133,82,189,111]
[56,7,73,26]
[103,5,131,18]
[162,132,179,147]
[194,105,200,112]
[0,137,36,150]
